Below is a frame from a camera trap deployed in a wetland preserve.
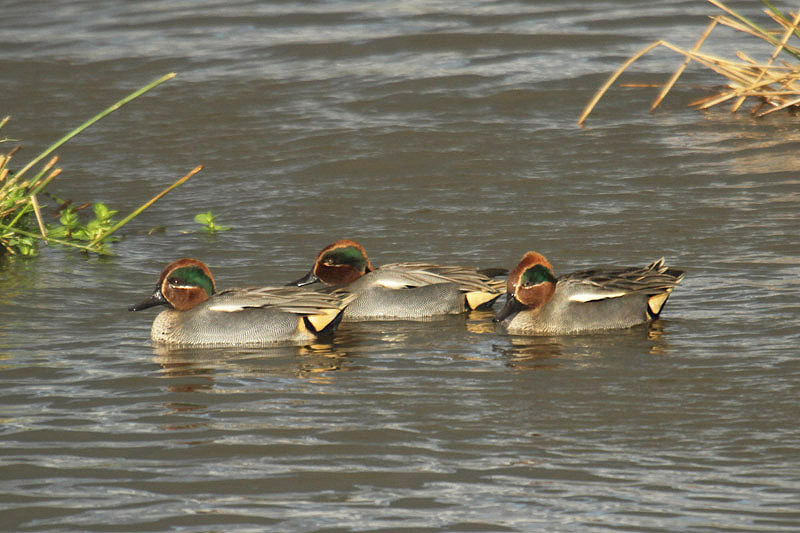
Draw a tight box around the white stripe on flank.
[375,279,415,289]
[568,291,626,303]
[208,304,248,312]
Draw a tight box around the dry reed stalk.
[732,8,800,111]
[578,0,800,125]
[30,194,46,238]
[89,164,204,246]
[651,17,720,110]
[757,94,800,115]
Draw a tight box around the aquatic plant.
[38,200,119,255]
[0,73,203,257]
[579,0,800,124]
[194,210,231,234]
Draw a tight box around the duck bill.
[288,270,320,287]
[128,287,167,312]
[493,294,525,323]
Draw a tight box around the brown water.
[3,1,800,531]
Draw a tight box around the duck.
[288,239,506,320]
[494,251,684,335]
[129,258,354,346]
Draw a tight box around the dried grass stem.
[578,0,800,125]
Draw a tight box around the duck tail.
[297,288,355,336]
[464,277,506,310]
[665,268,685,282]
[304,307,346,337]
[647,290,672,319]
[646,261,684,319]
[465,290,503,310]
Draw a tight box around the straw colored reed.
[579,0,800,125]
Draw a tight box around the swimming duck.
[129,258,354,346]
[494,252,684,335]
[289,239,506,320]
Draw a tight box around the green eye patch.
[325,246,367,269]
[168,266,215,297]
[521,264,556,286]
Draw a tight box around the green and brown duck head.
[129,258,216,312]
[290,239,374,287]
[494,251,557,322]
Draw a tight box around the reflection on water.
[495,322,674,371]
[463,309,497,335]
[152,340,356,388]
[2,0,799,531]
[500,337,565,371]
[646,321,670,356]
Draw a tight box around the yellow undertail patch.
[648,291,671,317]
[465,291,500,310]
[306,309,341,332]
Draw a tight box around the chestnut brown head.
[494,252,557,322]
[290,239,374,287]
[129,258,216,312]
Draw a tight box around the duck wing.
[560,258,684,303]
[378,263,505,293]
[210,286,354,315]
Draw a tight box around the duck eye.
[168,277,192,288]
[322,257,338,266]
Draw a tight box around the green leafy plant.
[43,202,119,254]
[0,73,204,257]
[4,233,36,257]
[194,210,231,234]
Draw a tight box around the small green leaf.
[46,225,69,239]
[93,202,109,219]
[86,219,102,233]
[193,210,230,233]
[59,208,79,229]
[194,211,213,225]
[72,228,91,241]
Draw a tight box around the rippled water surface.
[3,1,800,531]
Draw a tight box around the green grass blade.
[13,73,176,181]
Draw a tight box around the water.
[3,1,800,531]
